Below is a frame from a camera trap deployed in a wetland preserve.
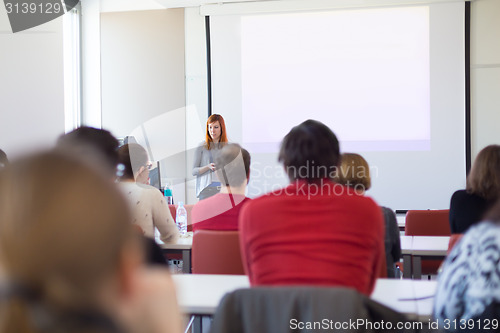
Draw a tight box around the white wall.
[470,0,500,160]
[100,9,188,202]
[0,6,65,158]
[185,7,209,204]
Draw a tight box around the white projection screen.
[209,2,466,210]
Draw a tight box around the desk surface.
[400,236,449,256]
[158,232,193,250]
[172,275,436,321]
[411,236,449,256]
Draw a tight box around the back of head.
[335,153,371,191]
[278,120,340,183]
[57,127,119,177]
[117,143,149,181]
[215,144,251,188]
[0,151,137,332]
[467,145,500,201]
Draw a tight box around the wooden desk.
[172,275,436,321]
[159,233,193,274]
[400,236,449,279]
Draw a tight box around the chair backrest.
[192,230,245,275]
[210,287,414,333]
[447,233,464,254]
[405,209,451,236]
[169,204,194,232]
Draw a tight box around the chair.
[405,209,450,236]
[210,287,416,333]
[192,230,245,275]
[447,233,464,254]
[405,209,450,276]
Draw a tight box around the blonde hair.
[0,151,139,332]
[335,153,371,191]
[467,145,500,200]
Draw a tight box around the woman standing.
[117,143,179,244]
[192,114,228,200]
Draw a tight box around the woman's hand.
[207,163,216,171]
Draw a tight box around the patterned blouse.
[433,221,500,331]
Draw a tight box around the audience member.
[57,127,167,265]
[192,114,228,200]
[117,143,179,244]
[434,199,500,329]
[449,144,500,233]
[238,120,384,295]
[0,151,181,333]
[335,153,401,278]
[192,144,251,231]
[57,126,119,178]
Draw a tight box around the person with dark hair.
[0,149,8,168]
[434,199,500,330]
[449,144,500,233]
[117,143,179,244]
[57,127,168,265]
[0,151,182,333]
[192,114,229,200]
[239,120,384,295]
[191,143,252,231]
[336,153,401,278]
[57,126,119,177]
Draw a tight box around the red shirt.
[192,193,251,231]
[239,180,384,296]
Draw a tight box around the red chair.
[405,209,450,276]
[192,230,245,275]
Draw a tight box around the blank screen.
[210,2,466,210]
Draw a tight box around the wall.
[100,9,188,202]
[0,6,65,158]
[470,0,500,159]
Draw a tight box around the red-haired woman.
[192,114,228,200]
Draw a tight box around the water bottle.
[164,185,173,205]
[176,201,187,235]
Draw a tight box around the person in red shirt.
[238,120,384,296]
[192,143,251,231]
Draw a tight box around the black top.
[449,189,492,234]
[381,207,401,278]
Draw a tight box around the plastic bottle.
[164,185,173,205]
[176,201,187,235]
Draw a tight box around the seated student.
[335,153,401,278]
[449,145,500,234]
[57,126,168,265]
[117,143,179,244]
[0,151,181,333]
[238,120,384,296]
[434,199,500,330]
[192,144,251,231]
